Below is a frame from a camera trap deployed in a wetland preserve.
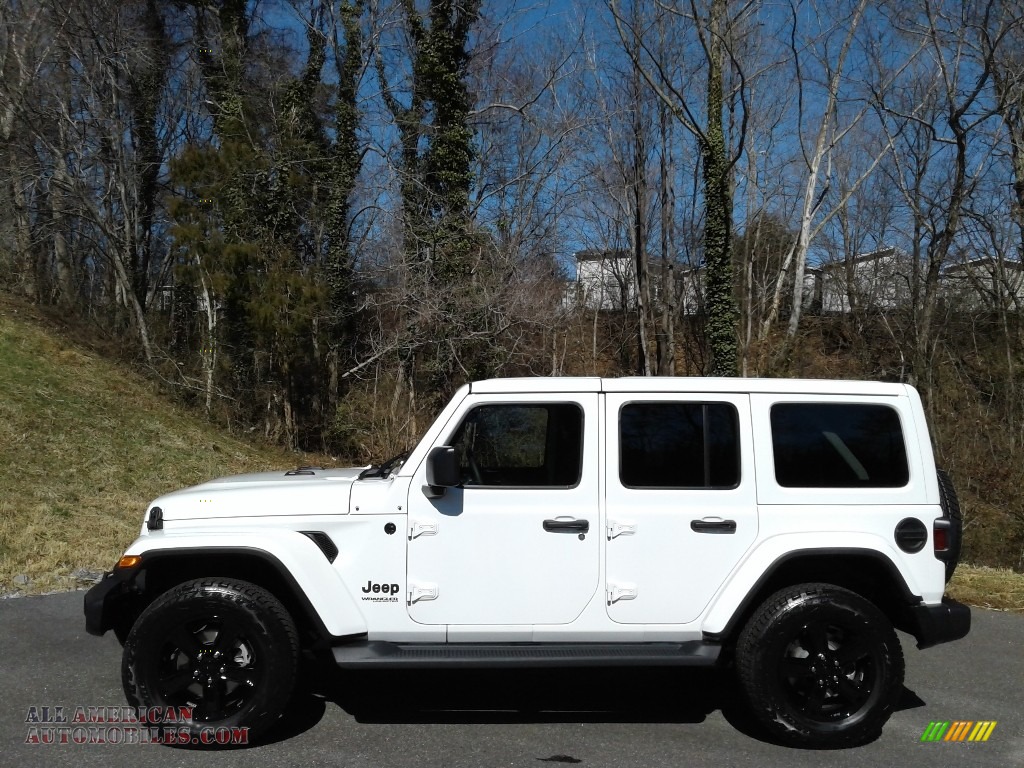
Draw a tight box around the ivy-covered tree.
[167,0,366,448]
[611,0,745,376]
[377,0,484,409]
[323,0,367,416]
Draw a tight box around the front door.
[604,392,758,624]
[406,393,600,625]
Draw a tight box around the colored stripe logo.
[921,721,997,742]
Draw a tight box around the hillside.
[0,294,1021,611]
[0,296,322,595]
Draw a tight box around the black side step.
[332,641,720,669]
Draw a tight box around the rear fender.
[702,533,921,637]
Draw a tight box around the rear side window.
[770,403,909,488]
[620,403,740,489]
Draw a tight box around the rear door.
[604,392,758,624]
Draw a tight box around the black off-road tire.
[121,578,299,745]
[736,583,904,749]
[936,468,963,582]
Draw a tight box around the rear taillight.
[933,520,950,552]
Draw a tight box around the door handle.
[690,518,737,534]
[543,517,590,533]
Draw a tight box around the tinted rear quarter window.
[770,403,908,488]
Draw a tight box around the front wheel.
[735,583,904,748]
[121,578,299,744]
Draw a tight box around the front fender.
[121,530,367,637]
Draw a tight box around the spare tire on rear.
[936,468,962,582]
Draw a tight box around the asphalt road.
[1,591,1021,768]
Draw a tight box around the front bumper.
[83,568,137,637]
[906,597,971,649]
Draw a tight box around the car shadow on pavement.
[253,656,930,748]
[718,683,928,749]
[288,659,739,727]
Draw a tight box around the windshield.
[357,449,410,480]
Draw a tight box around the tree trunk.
[110,245,155,362]
[8,156,35,300]
[702,0,738,376]
[632,103,652,376]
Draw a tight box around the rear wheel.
[122,578,299,744]
[736,583,904,748]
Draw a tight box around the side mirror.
[425,446,460,497]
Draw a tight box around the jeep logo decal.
[362,581,400,595]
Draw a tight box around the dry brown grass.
[948,564,1024,613]
[0,300,326,595]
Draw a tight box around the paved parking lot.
[1,591,1021,768]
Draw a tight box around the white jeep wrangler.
[85,377,970,748]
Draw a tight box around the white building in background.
[675,265,704,317]
[566,250,706,316]
[941,257,1024,311]
[812,247,911,314]
[812,248,1024,314]
[565,245,1024,317]
[566,250,636,311]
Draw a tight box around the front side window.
[770,403,909,488]
[619,402,740,489]
[449,403,583,487]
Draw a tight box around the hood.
[147,466,368,523]
[200,467,366,487]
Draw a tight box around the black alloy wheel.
[736,582,904,748]
[122,578,298,743]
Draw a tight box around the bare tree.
[0,2,47,299]
[985,2,1024,261]
[875,0,1017,398]
[20,0,184,359]
[758,0,920,347]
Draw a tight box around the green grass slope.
[0,298,315,595]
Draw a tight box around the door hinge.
[607,520,637,539]
[408,520,438,540]
[606,583,638,604]
[407,583,439,605]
